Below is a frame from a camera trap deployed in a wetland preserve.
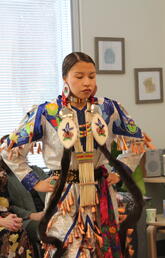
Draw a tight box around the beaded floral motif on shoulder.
[44,102,62,129]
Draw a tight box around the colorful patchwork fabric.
[96,97,142,140]
[7,103,47,148]
[43,101,62,130]
[99,97,115,125]
[112,100,142,138]
[6,97,142,151]
[6,99,62,149]
[9,121,34,146]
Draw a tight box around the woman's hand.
[0,214,23,231]
[33,176,57,192]
[106,172,121,185]
[29,211,45,221]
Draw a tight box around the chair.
[146,214,165,258]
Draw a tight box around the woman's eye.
[76,76,83,79]
[89,76,95,79]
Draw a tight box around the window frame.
[70,0,81,51]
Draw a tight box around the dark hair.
[99,145,144,255]
[62,52,95,78]
[39,148,71,257]
[0,134,9,145]
[39,144,143,257]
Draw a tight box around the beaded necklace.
[58,96,108,207]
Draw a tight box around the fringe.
[38,148,71,256]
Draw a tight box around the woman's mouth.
[82,89,91,93]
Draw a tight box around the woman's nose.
[83,77,90,86]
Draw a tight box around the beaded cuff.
[21,171,40,191]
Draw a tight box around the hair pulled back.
[62,52,95,78]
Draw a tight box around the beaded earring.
[59,82,78,149]
[63,82,70,98]
[62,82,70,106]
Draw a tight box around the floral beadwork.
[62,122,74,141]
[45,103,59,116]
[50,116,61,128]
[95,118,106,137]
[125,119,138,134]
[79,123,91,138]
[44,102,61,130]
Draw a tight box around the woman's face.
[64,61,96,99]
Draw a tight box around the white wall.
[78,0,165,148]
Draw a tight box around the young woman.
[1,52,153,257]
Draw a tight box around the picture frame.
[134,68,163,104]
[95,37,125,74]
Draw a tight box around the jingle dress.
[1,96,150,258]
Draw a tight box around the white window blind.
[0,0,72,137]
[0,0,72,167]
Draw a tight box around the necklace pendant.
[58,117,77,149]
[91,113,108,146]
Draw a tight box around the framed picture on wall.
[95,37,125,74]
[134,68,163,104]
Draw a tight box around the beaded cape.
[0,96,153,258]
